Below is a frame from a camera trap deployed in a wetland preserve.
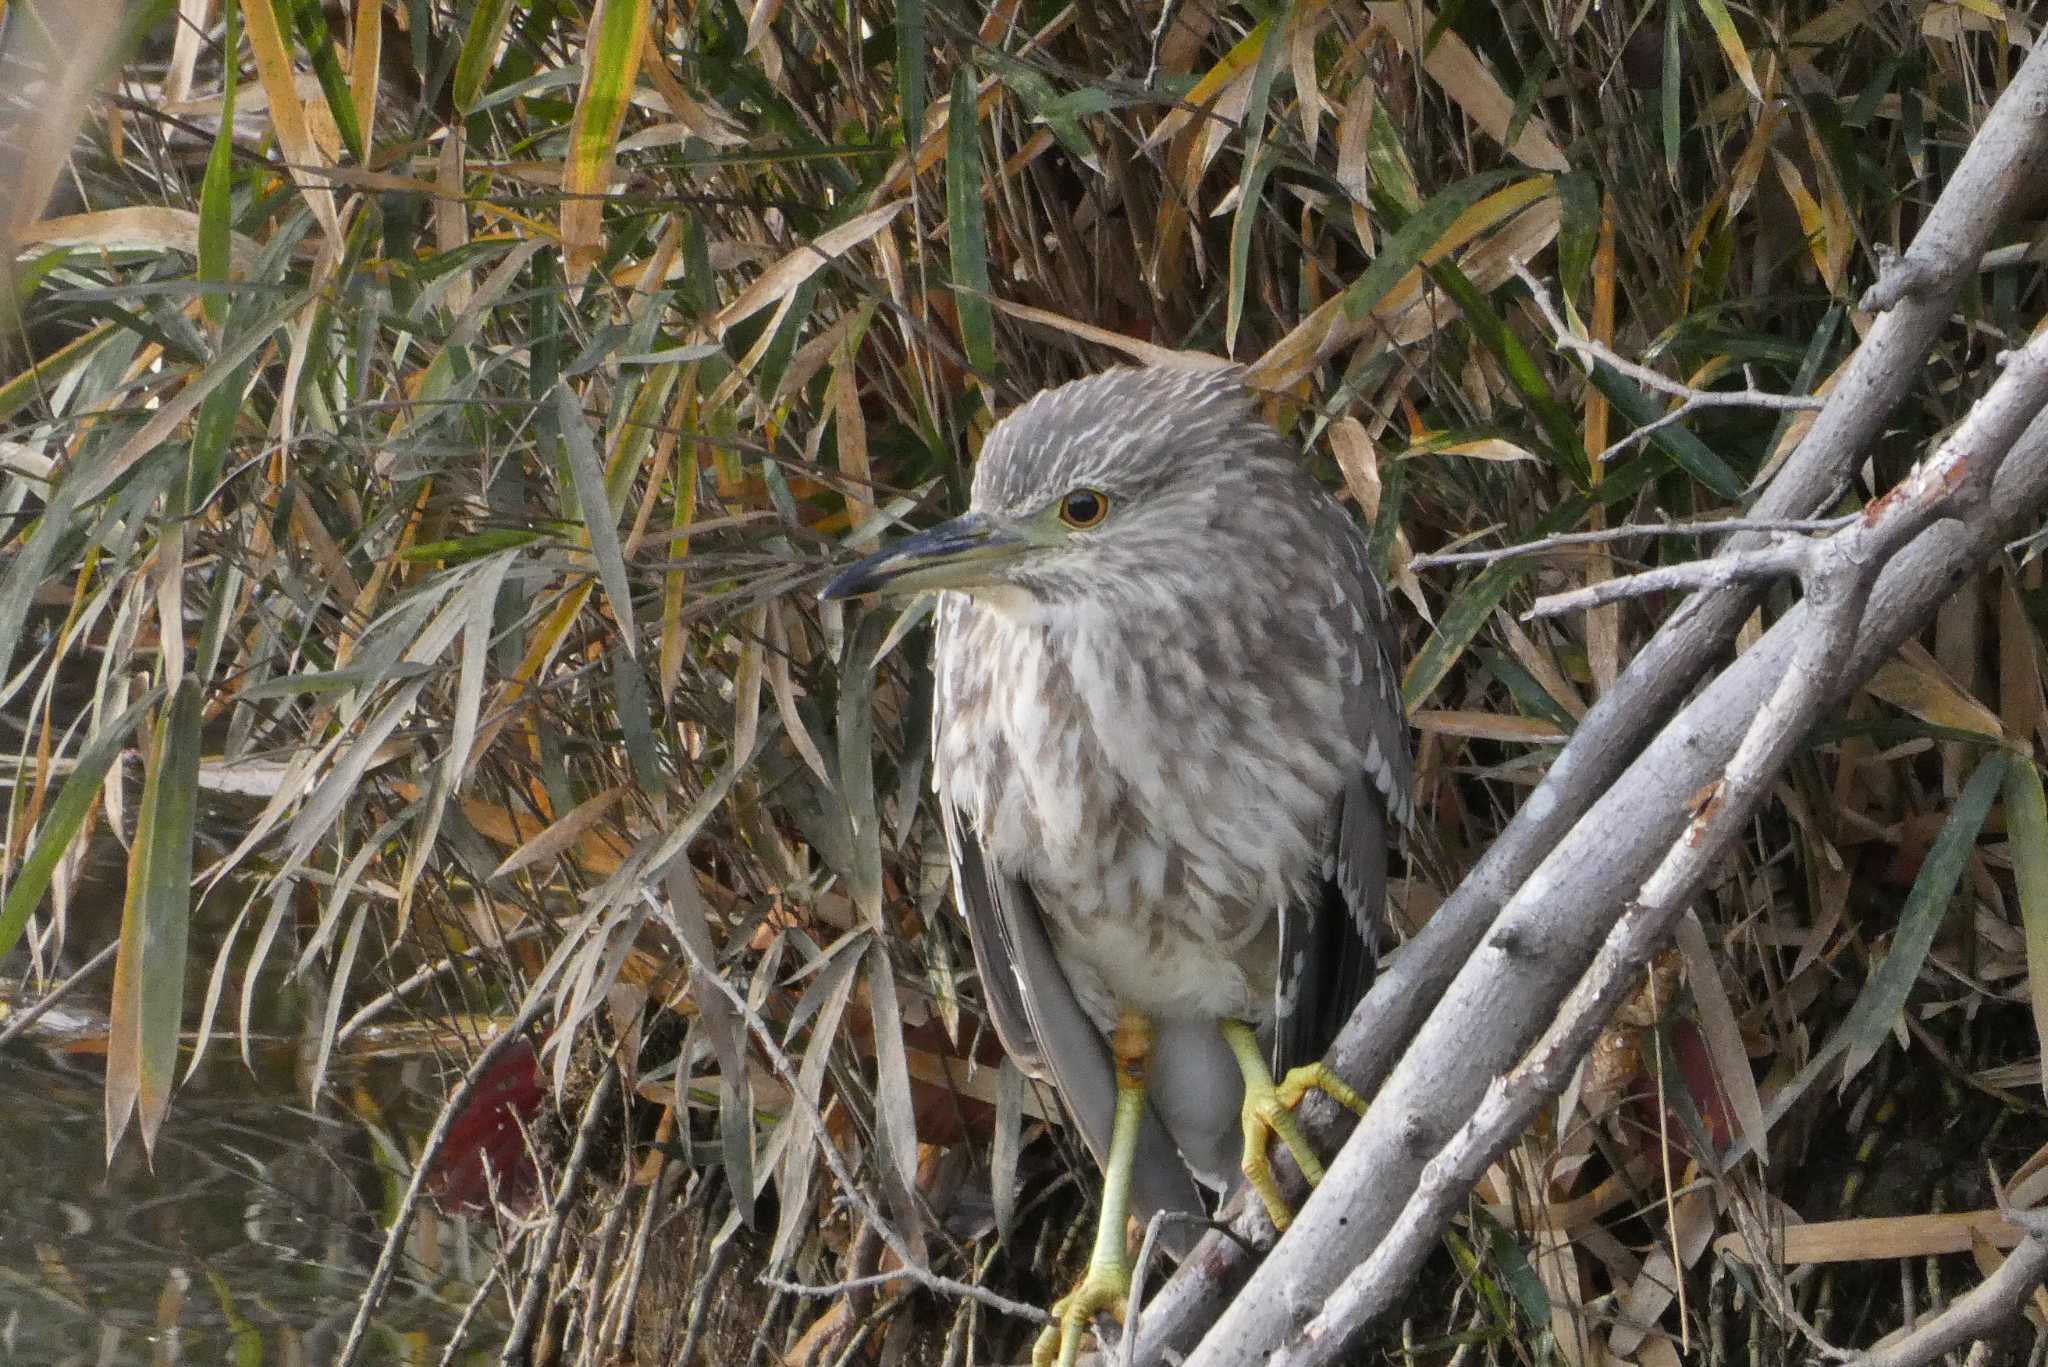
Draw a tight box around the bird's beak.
[819,511,1031,600]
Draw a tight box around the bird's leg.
[1033,1010,1152,1367]
[1219,1018,1366,1231]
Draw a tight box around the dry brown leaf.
[1367,2,1570,172]
[711,199,909,336]
[1865,640,2005,739]
[1412,709,1568,744]
[1716,1210,2023,1264]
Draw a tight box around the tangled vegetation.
[3,0,2047,1363]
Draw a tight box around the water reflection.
[0,1039,500,1363]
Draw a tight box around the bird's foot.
[1239,1061,1367,1231]
[1031,1256,1130,1367]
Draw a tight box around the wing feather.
[942,800,1208,1223]
[1274,508,1412,1072]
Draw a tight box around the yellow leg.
[1033,1011,1151,1367]
[1219,1019,1366,1232]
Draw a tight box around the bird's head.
[820,366,1289,606]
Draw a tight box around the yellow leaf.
[1865,643,2005,739]
[562,0,652,280]
[1412,710,1567,744]
[1368,1,1569,172]
[241,0,340,240]
[712,200,912,335]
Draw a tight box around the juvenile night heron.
[822,366,1412,1366]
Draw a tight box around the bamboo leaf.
[2007,758,2048,1100]
[895,0,926,153]
[555,382,639,650]
[770,943,861,1268]
[1758,755,2006,1122]
[106,679,204,1160]
[561,0,652,279]
[866,938,921,1215]
[945,65,996,378]
[0,689,162,964]
[452,0,518,113]
[197,0,241,331]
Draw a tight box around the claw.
[1031,1259,1130,1367]
[1222,1022,1366,1230]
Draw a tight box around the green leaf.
[1584,360,1746,499]
[399,527,549,563]
[452,0,519,115]
[978,48,1101,173]
[1344,170,1524,322]
[197,0,241,330]
[1555,171,1599,304]
[1662,0,1683,181]
[0,690,164,964]
[895,0,926,152]
[2006,757,2048,1100]
[1758,754,2006,1127]
[283,0,365,163]
[554,381,638,650]
[1431,261,1589,487]
[945,66,997,378]
[1226,147,1279,356]
[1837,753,2005,1084]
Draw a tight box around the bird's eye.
[1057,488,1110,529]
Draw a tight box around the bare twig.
[333,924,548,1047]
[1143,0,1186,89]
[1513,265,1825,468]
[1410,516,1856,571]
[1526,540,1810,618]
[764,1270,931,1300]
[0,939,117,1051]
[1516,266,1825,412]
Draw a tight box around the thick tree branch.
[1129,41,2048,1362]
[1265,332,2048,1366]
[1170,343,2048,1365]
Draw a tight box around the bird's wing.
[1274,508,1413,1072]
[940,797,1209,1221]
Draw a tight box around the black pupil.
[1066,492,1102,524]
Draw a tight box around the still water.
[0,895,506,1365]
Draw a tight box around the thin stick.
[1409,516,1856,571]
[1526,541,1810,618]
[656,899,1054,1327]
[1516,266,1823,413]
[0,939,118,1050]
